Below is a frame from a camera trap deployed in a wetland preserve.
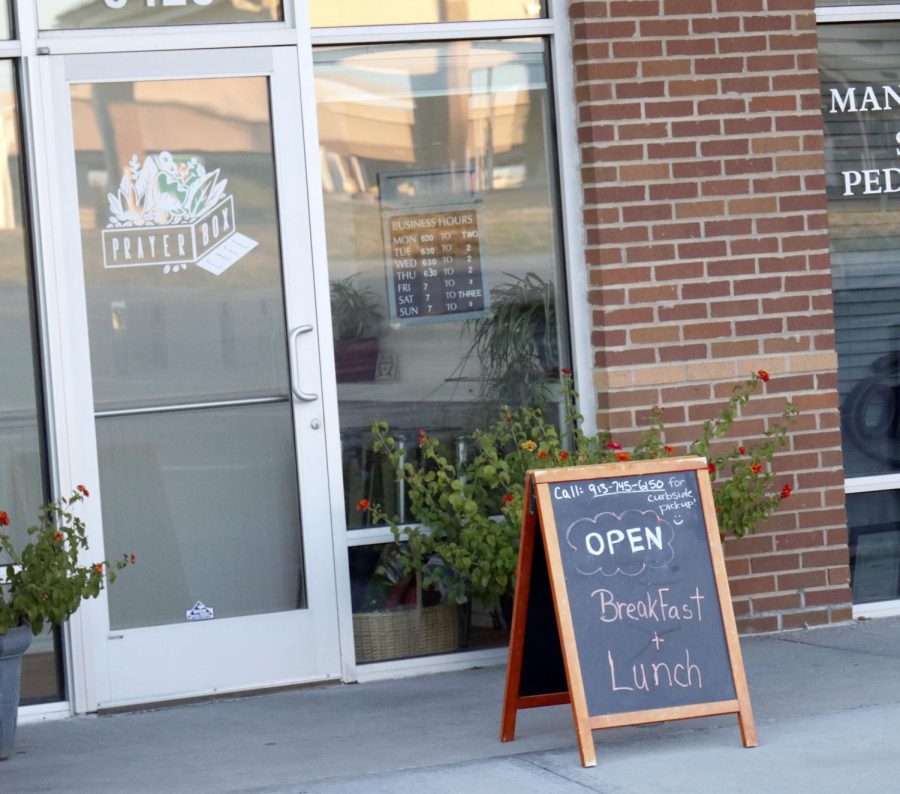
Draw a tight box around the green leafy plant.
[363,370,797,612]
[330,274,384,341]
[465,272,558,405]
[0,487,134,636]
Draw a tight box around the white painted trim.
[39,52,110,714]
[310,19,554,46]
[549,2,594,435]
[817,5,900,23]
[355,647,507,683]
[294,0,359,686]
[844,474,900,494]
[17,701,72,725]
[34,26,297,55]
[853,599,900,619]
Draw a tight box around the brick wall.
[568,0,852,631]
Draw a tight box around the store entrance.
[47,47,342,708]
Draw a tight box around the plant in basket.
[362,370,798,642]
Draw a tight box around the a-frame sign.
[500,458,757,767]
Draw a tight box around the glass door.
[46,47,341,708]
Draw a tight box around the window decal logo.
[103,151,258,276]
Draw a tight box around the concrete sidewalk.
[3,617,899,793]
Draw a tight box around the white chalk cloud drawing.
[565,509,675,577]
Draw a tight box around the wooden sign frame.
[500,457,757,767]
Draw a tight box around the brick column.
[569,0,851,631]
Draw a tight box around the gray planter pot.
[0,624,33,761]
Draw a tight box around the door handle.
[288,325,318,402]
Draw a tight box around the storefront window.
[310,1,544,28]
[37,0,283,30]
[0,1,10,39]
[820,22,900,604]
[0,61,59,702]
[315,39,567,661]
[846,492,900,603]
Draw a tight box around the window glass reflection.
[38,0,283,30]
[70,76,307,630]
[0,1,10,39]
[310,0,544,27]
[316,40,567,659]
[0,62,58,702]
[820,23,900,478]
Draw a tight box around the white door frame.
[37,45,345,712]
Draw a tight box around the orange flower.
[95,563,103,574]
[559,451,570,461]
[0,510,8,526]
[54,532,63,542]
[664,445,675,454]
[356,498,370,511]
[615,452,631,462]
[538,450,548,459]
[758,370,770,382]
[751,463,762,474]
[76,484,90,497]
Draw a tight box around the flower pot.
[0,625,33,761]
[335,337,380,383]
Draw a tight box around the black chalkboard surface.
[501,458,756,768]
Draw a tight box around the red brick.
[781,610,831,630]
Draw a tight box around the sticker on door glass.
[103,151,258,276]
[186,601,215,621]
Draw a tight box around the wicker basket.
[353,601,460,663]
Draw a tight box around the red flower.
[0,511,8,527]
[130,553,137,565]
[560,368,572,376]
[739,446,746,455]
[559,451,570,461]
[356,498,370,511]
[751,463,762,474]
[708,463,716,474]
[606,441,623,451]
[76,484,90,497]
[503,494,514,504]
[758,370,770,382]
[54,532,63,542]
[780,484,792,499]
[417,428,427,444]
[664,445,675,454]
[538,450,549,459]
[95,563,103,574]
[615,452,631,462]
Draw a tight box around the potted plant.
[0,486,132,760]
[363,370,798,632]
[465,272,558,406]
[330,274,384,383]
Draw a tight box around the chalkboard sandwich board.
[500,457,757,768]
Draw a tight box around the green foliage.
[0,488,133,636]
[464,272,558,405]
[330,274,383,341]
[366,370,797,611]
